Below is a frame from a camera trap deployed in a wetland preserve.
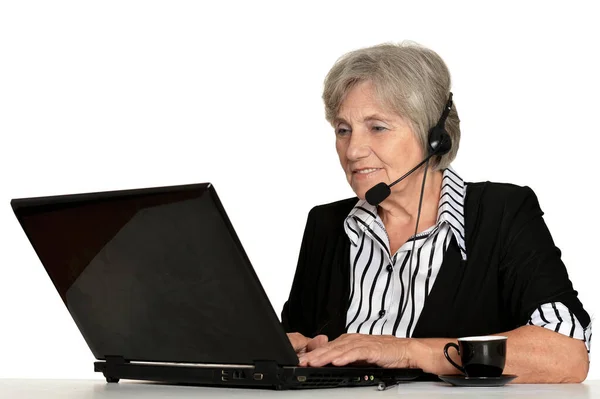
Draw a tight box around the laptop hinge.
[104,355,129,365]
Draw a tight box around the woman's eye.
[336,127,350,136]
[372,126,387,132]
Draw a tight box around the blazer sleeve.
[498,186,590,330]
[281,207,317,335]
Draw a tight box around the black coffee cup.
[443,336,507,377]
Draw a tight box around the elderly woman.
[281,43,591,383]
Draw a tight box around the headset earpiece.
[428,93,453,156]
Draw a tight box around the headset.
[365,92,454,206]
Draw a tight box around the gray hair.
[322,42,460,170]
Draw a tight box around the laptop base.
[94,359,422,390]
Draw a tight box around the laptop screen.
[11,183,298,366]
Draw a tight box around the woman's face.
[334,81,424,200]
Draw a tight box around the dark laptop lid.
[11,183,298,366]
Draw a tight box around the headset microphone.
[364,93,453,206]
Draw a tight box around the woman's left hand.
[298,333,419,369]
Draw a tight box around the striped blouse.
[344,167,592,351]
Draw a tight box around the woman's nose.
[346,131,371,160]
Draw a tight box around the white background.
[1,0,598,380]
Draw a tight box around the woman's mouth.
[355,168,378,174]
[352,168,382,179]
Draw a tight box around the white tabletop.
[0,379,598,399]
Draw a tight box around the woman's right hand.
[287,332,329,355]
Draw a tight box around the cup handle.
[443,342,465,374]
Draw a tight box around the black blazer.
[281,182,590,340]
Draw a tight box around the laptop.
[10,183,422,389]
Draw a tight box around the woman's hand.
[287,332,329,355]
[297,333,419,369]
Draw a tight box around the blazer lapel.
[316,233,351,340]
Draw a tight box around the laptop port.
[233,370,246,380]
[297,376,307,382]
[221,370,229,381]
[253,373,264,381]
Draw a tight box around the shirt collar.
[343,166,467,260]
